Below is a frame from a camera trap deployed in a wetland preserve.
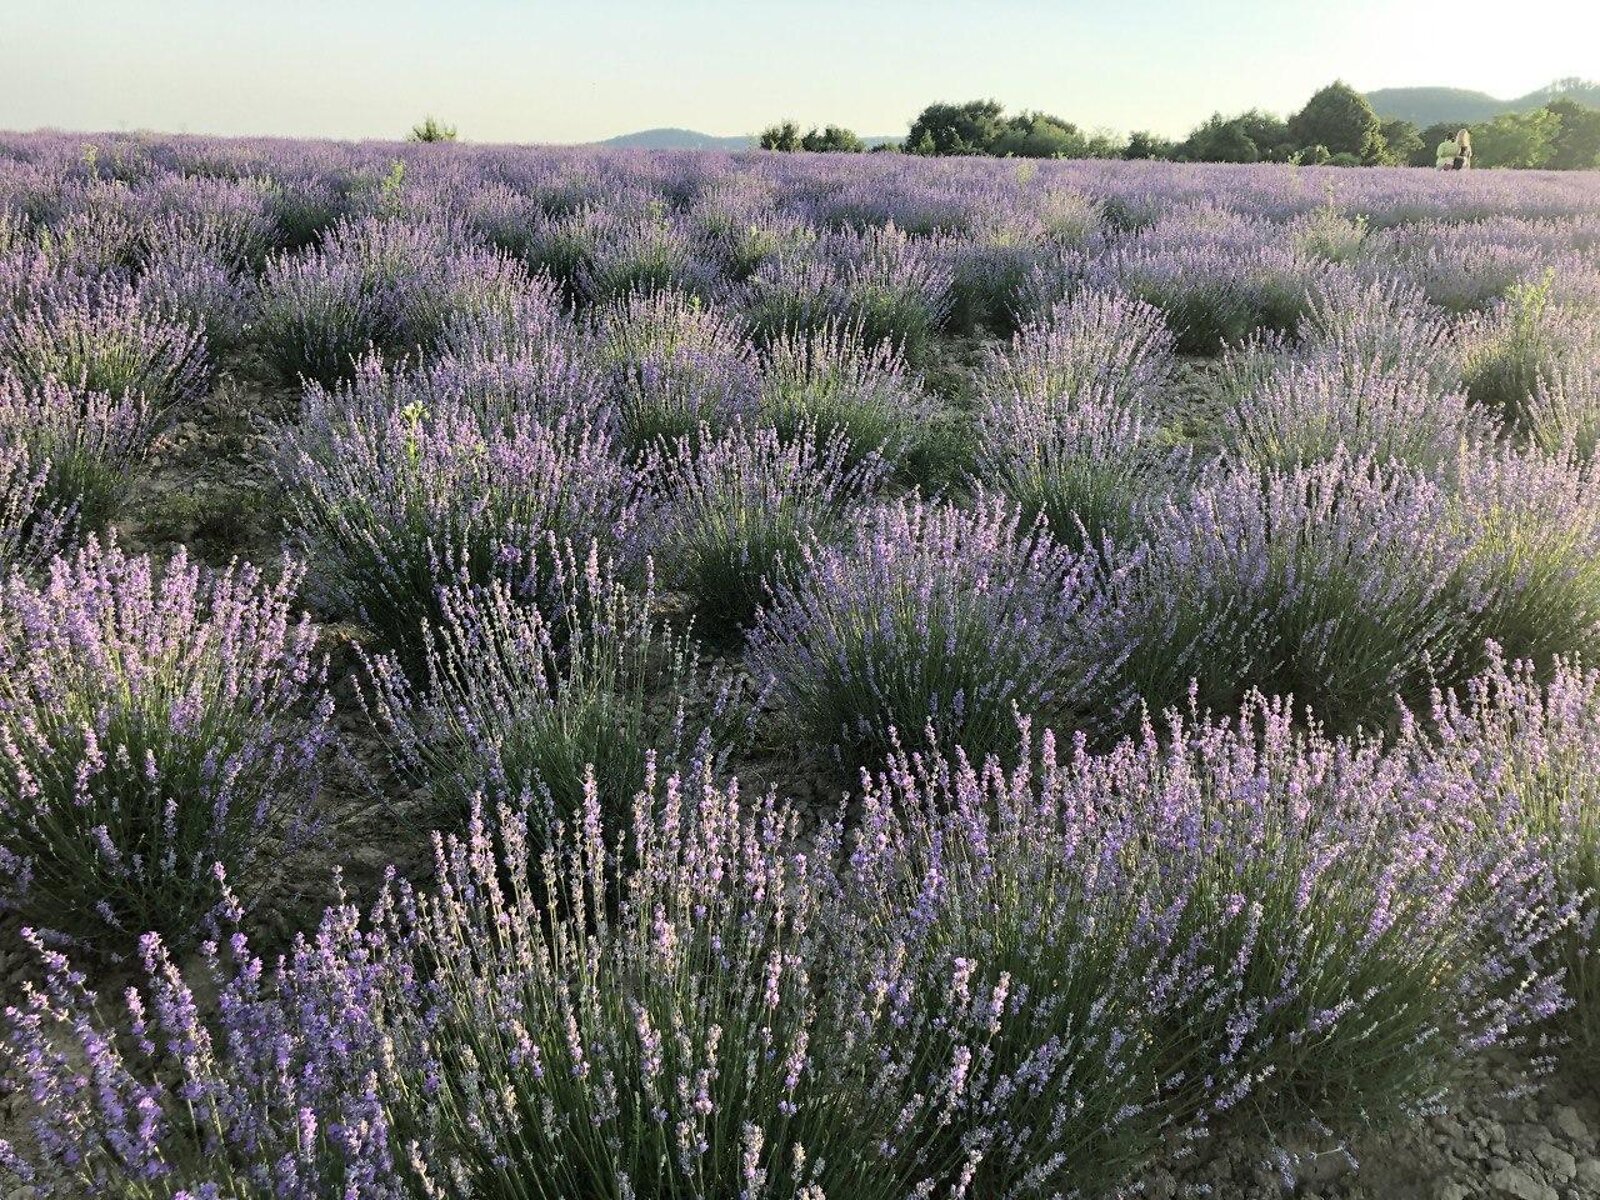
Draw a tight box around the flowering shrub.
[0,369,163,529]
[0,439,71,573]
[1219,348,1486,472]
[642,423,888,636]
[974,291,1181,547]
[363,545,739,832]
[743,225,954,363]
[576,212,720,303]
[1427,649,1600,1068]
[756,320,933,474]
[1108,455,1485,733]
[0,540,334,946]
[841,701,1565,1189]
[0,276,210,409]
[0,699,1571,1198]
[587,289,760,451]
[1449,445,1600,671]
[748,496,1124,771]
[275,384,640,651]
[256,217,531,385]
[1462,273,1600,432]
[975,289,1175,414]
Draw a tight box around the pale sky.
[2,0,1596,144]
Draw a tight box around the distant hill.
[599,128,756,150]
[596,127,903,151]
[1367,78,1600,127]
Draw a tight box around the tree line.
[757,82,1600,168]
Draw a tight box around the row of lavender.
[0,132,1597,1196]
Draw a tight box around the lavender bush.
[1426,649,1600,1067]
[974,291,1181,546]
[587,288,760,451]
[642,423,888,636]
[0,539,334,946]
[748,496,1125,772]
[0,439,72,574]
[0,275,210,409]
[0,369,164,529]
[1107,455,1486,734]
[1462,272,1600,431]
[363,544,737,832]
[275,385,640,651]
[755,320,934,474]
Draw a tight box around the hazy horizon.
[4,0,1597,145]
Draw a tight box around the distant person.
[1436,130,1462,170]
[1453,128,1472,170]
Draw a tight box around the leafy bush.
[408,115,458,143]
[748,496,1124,773]
[0,540,334,947]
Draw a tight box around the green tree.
[990,111,1087,158]
[759,121,803,152]
[1378,118,1424,166]
[906,100,1006,156]
[408,116,457,143]
[1182,113,1261,163]
[800,125,866,153]
[1546,98,1600,169]
[1288,81,1383,161]
[1124,131,1175,160]
[1233,109,1293,161]
[1473,109,1561,168]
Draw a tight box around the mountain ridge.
[1366,78,1600,126]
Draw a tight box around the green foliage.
[906,100,1006,156]
[1179,110,1293,164]
[1473,108,1561,168]
[1545,98,1600,169]
[1378,118,1424,165]
[990,111,1088,158]
[759,120,803,151]
[800,125,866,153]
[1183,113,1261,163]
[1288,81,1384,161]
[407,116,457,143]
[1124,130,1176,159]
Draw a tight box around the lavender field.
[1,131,1599,1198]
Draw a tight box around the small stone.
[1533,1143,1576,1182]
[1487,1165,1557,1200]
[1553,1107,1594,1150]
[1434,1183,1471,1200]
